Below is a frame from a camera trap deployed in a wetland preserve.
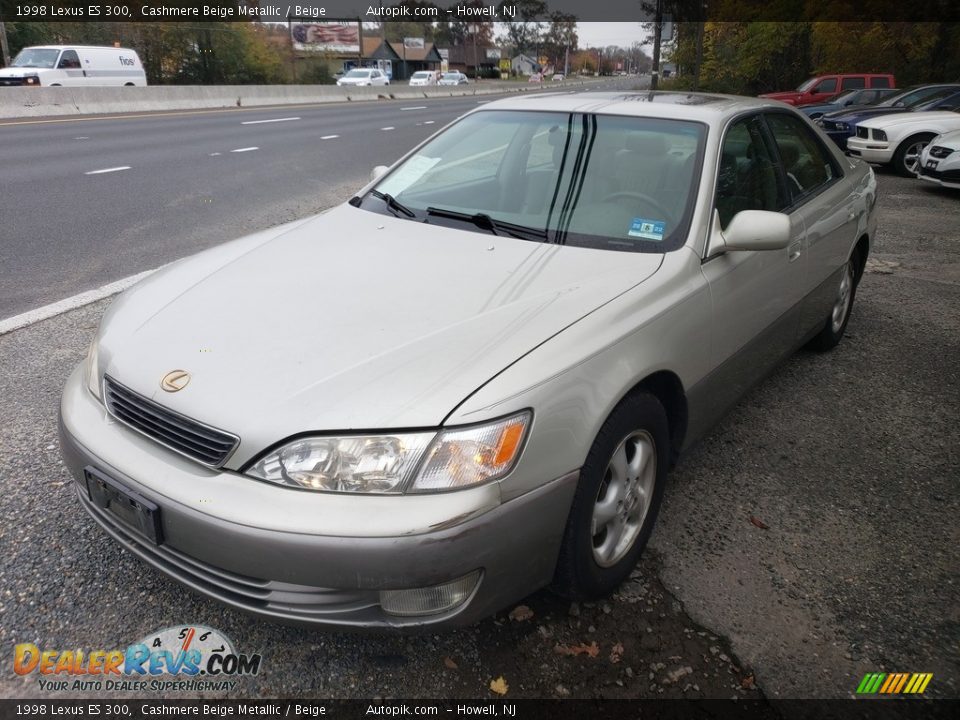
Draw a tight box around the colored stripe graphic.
[856,672,932,695]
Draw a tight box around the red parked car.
[760,73,896,106]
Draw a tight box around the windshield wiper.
[425,207,548,241]
[369,189,416,218]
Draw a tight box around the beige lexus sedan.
[60,92,877,629]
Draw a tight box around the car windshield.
[796,78,818,92]
[10,48,60,69]
[345,69,371,78]
[829,90,861,104]
[358,110,705,253]
[412,72,430,79]
[909,89,960,110]
[877,86,950,108]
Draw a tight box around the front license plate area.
[84,466,163,545]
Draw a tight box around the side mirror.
[708,210,792,256]
[370,165,389,182]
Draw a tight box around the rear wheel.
[807,251,860,351]
[554,392,670,599]
[893,133,935,177]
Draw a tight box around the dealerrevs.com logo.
[14,625,262,693]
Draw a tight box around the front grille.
[103,375,239,467]
[856,126,869,139]
[930,146,955,159]
[822,120,839,131]
[0,78,26,87]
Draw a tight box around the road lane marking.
[401,106,428,111]
[320,134,339,139]
[74,136,89,139]
[241,116,301,125]
[0,265,168,337]
[230,146,259,153]
[381,126,395,131]
[423,120,435,124]
[209,152,222,156]
[84,166,131,175]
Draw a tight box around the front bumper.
[59,365,578,629]
[845,137,892,164]
[918,163,960,189]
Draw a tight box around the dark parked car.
[818,85,960,149]
[798,88,899,120]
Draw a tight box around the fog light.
[380,570,482,617]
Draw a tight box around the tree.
[498,0,547,55]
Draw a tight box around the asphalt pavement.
[0,91,957,702]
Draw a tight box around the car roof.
[477,91,789,124]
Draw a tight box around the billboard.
[403,38,425,49]
[291,23,361,54]
[485,48,502,60]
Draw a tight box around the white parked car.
[60,93,876,630]
[846,110,960,176]
[439,72,469,86]
[408,71,438,87]
[0,45,146,87]
[336,68,389,87]
[917,129,960,190]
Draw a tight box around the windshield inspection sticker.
[628,218,666,241]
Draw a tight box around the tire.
[554,392,670,599]
[892,133,935,177]
[806,250,860,352]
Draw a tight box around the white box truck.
[0,45,147,87]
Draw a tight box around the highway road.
[0,81,629,320]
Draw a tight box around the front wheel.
[893,133,934,177]
[553,392,670,599]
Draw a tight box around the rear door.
[700,113,805,408]
[761,111,857,338]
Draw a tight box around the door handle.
[788,240,803,263]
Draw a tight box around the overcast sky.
[576,22,651,49]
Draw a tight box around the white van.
[0,45,147,87]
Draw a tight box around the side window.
[57,50,81,69]
[815,78,837,94]
[715,116,787,229]
[765,113,839,202]
[841,76,866,90]
[872,76,891,88]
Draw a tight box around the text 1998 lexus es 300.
[60,92,876,629]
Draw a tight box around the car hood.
[823,106,906,121]
[98,205,663,466]
[858,110,960,129]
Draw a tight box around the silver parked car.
[60,93,877,629]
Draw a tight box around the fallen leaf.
[741,673,755,690]
[609,642,624,664]
[489,676,509,695]
[443,657,458,670]
[508,605,534,622]
[554,641,600,658]
[749,515,769,530]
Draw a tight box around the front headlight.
[873,129,887,141]
[84,338,101,400]
[835,122,848,131]
[246,411,531,494]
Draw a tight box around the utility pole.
[651,0,663,90]
[0,21,11,67]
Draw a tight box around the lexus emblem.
[160,370,191,393]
